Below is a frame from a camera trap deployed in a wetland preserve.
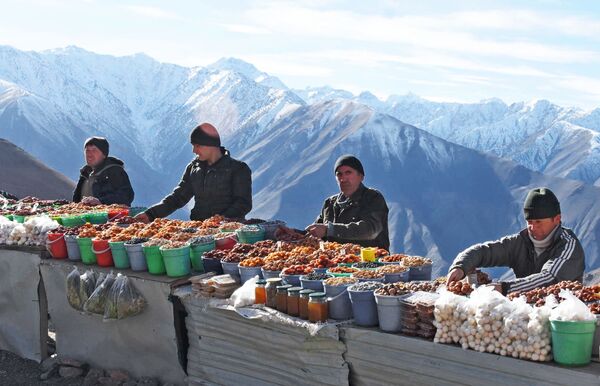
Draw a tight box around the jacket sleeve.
[72,177,84,203]
[329,193,387,241]
[504,230,585,294]
[221,162,252,219]
[449,234,521,276]
[145,165,194,220]
[314,199,329,224]
[97,168,135,206]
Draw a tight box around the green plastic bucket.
[51,216,63,225]
[87,212,108,224]
[238,233,265,244]
[143,245,166,275]
[128,206,147,217]
[160,245,191,277]
[109,241,130,269]
[4,214,14,221]
[62,215,86,228]
[77,237,96,265]
[550,319,597,366]
[190,242,215,272]
[13,214,25,223]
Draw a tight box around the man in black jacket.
[72,137,134,206]
[306,155,390,250]
[447,187,585,295]
[135,123,252,222]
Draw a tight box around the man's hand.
[133,213,151,224]
[81,196,101,206]
[489,283,502,293]
[305,223,327,238]
[446,268,465,284]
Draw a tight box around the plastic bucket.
[215,236,237,250]
[301,277,328,292]
[92,239,113,267]
[375,294,403,332]
[592,315,600,357]
[46,232,67,259]
[51,216,63,225]
[87,212,108,224]
[384,270,409,283]
[65,234,81,261]
[409,264,432,281]
[109,241,129,269]
[201,256,223,274]
[348,289,379,327]
[261,220,286,239]
[143,245,166,275]
[221,261,241,282]
[13,214,25,223]
[125,243,147,271]
[77,237,96,265]
[161,246,191,277]
[280,274,301,286]
[237,233,265,244]
[354,276,385,283]
[128,206,147,217]
[190,242,215,272]
[550,319,596,366]
[324,284,353,320]
[313,267,329,274]
[62,215,85,228]
[239,266,263,283]
[108,208,129,221]
[261,269,281,279]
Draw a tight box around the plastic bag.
[95,272,106,289]
[103,273,146,320]
[78,269,97,307]
[83,272,116,315]
[66,266,83,310]
[229,275,258,308]
[550,289,596,321]
[116,275,146,319]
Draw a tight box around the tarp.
[340,327,600,386]
[0,248,46,361]
[40,259,187,385]
[182,295,349,386]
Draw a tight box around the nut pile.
[375,283,411,296]
[401,256,432,267]
[379,254,408,263]
[348,281,384,292]
[447,281,473,296]
[376,265,408,274]
[323,277,358,286]
[282,265,313,275]
[302,272,332,281]
[352,270,385,279]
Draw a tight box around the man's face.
[336,165,364,197]
[193,144,208,160]
[85,145,106,168]
[527,214,561,240]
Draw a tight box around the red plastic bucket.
[46,232,67,259]
[215,236,237,250]
[92,239,114,267]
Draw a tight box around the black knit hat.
[190,124,221,147]
[334,155,365,176]
[523,187,561,220]
[84,137,109,156]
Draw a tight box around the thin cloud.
[221,24,271,35]
[122,5,181,20]
[240,55,333,77]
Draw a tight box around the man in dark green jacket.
[306,155,390,250]
[447,187,585,295]
[72,137,134,206]
[136,123,252,222]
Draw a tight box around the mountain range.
[1,44,599,276]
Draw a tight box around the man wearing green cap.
[446,187,585,295]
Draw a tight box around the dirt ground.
[0,350,83,386]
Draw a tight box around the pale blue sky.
[1,0,600,109]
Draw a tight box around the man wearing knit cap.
[306,154,390,250]
[135,123,252,222]
[447,187,585,295]
[73,136,134,206]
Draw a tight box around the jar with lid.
[286,287,302,317]
[299,289,314,320]
[254,279,267,305]
[265,278,282,308]
[276,284,292,313]
[308,292,328,323]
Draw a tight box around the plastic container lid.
[256,279,267,285]
[299,289,314,297]
[309,292,326,298]
[276,284,292,291]
[287,286,302,294]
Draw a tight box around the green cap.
[523,187,561,220]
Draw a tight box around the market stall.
[0,246,48,362]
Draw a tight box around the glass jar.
[286,287,302,317]
[265,278,282,308]
[254,279,267,305]
[276,284,292,313]
[308,292,328,323]
[299,289,314,320]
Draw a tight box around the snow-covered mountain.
[2,45,600,276]
[228,99,600,276]
[294,87,600,186]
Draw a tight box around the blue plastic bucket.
[348,288,379,327]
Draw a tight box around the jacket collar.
[337,183,366,204]
[80,157,124,177]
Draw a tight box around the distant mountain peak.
[207,57,287,90]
